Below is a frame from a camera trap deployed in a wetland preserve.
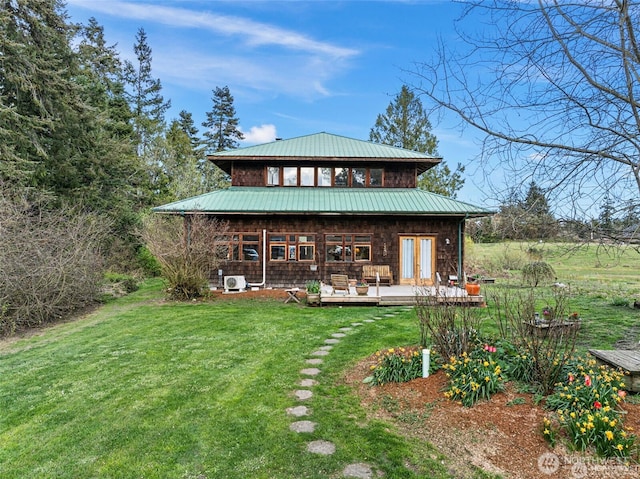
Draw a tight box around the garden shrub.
[521,261,556,287]
[370,346,425,385]
[142,215,229,300]
[415,294,480,357]
[0,189,107,335]
[543,355,635,458]
[488,286,577,394]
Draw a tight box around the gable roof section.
[153,187,494,217]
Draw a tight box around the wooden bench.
[362,265,393,285]
[589,349,640,392]
[330,274,350,295]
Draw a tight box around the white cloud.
[240,124,277,145]
[67,0,358,100]
[67,0,357,58]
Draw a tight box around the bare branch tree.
[142,214,229,300]
[413,1,640,227]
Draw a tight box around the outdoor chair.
[330,274,350,295]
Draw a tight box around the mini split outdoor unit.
[224,275,246,292]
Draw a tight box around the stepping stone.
[325,338,340,344]
[363,319,375,323]
[319,345,333,351]
[299,378,318,387]
[306,440,335,455]
[343,463,374,478]
[331,333,346,338]
[300,368,321,376]
[339,327,353,331]
[311,350,330,356]
[286,405,309,417]
[290,420,316,433]
[384,313,396,317]
[294,389,313,400]
[306,358,323,365]
[351,322,363,327]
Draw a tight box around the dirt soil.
[345,356,640,479]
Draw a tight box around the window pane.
[344,245,353,261]
[355,245,370,261]
[244,234,259,242]
[283,167,297,186]
[267,167,280,185]
[269,234,286,242]
[352,168,366,187]
[354,235,371,242]
[318,167,332,186]
[326,234,342,242]
[299,245,314,261]
[232,244,240,261]
[334,167,348,186]
[370,168,383,186]
[243,245,259,261]
[288,245,297,260]
[326,245,343,262]
[270,245,286,260]
[300,167,314,186]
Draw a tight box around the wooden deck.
[319,284,485,307]
[588,349,640,392]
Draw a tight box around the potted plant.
[355,280,369,296]
[465,280,480,296]
[305,280,321,305]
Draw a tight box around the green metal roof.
[153,187,494,217]
[209,132,441,160]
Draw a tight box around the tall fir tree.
[369,85,465,198]
[124,27,170,157]
[202,86,244,189]
[0,0,81,186]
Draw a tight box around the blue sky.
[65,0,489,205]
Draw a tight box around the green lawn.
[2,243,639,478]
[0,280,451,479]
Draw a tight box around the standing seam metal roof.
[153,187,494,216]
[209,132,441,160]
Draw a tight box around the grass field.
[0,280,457,479]
[1,243,639,478]
[469,241,640,350]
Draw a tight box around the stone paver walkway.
[286,307,409,478]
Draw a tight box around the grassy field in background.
[470,241,640,351]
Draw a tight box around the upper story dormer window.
[266,166,384,187]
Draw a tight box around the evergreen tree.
[124,27,170,157]
[202,86,244,189]
[202,86,244,152]
[164,119,204,200]
[177,110,202,151]
[369,85,465,197]
[0,0,81,186]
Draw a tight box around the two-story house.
[153,132,493,289]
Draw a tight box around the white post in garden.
[422,349,430,378]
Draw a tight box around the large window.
[326,234,371,262]
[269,233,315,262]
[218,233,261,262]
[265,166,384,187]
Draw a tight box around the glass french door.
[399,236,435,285]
